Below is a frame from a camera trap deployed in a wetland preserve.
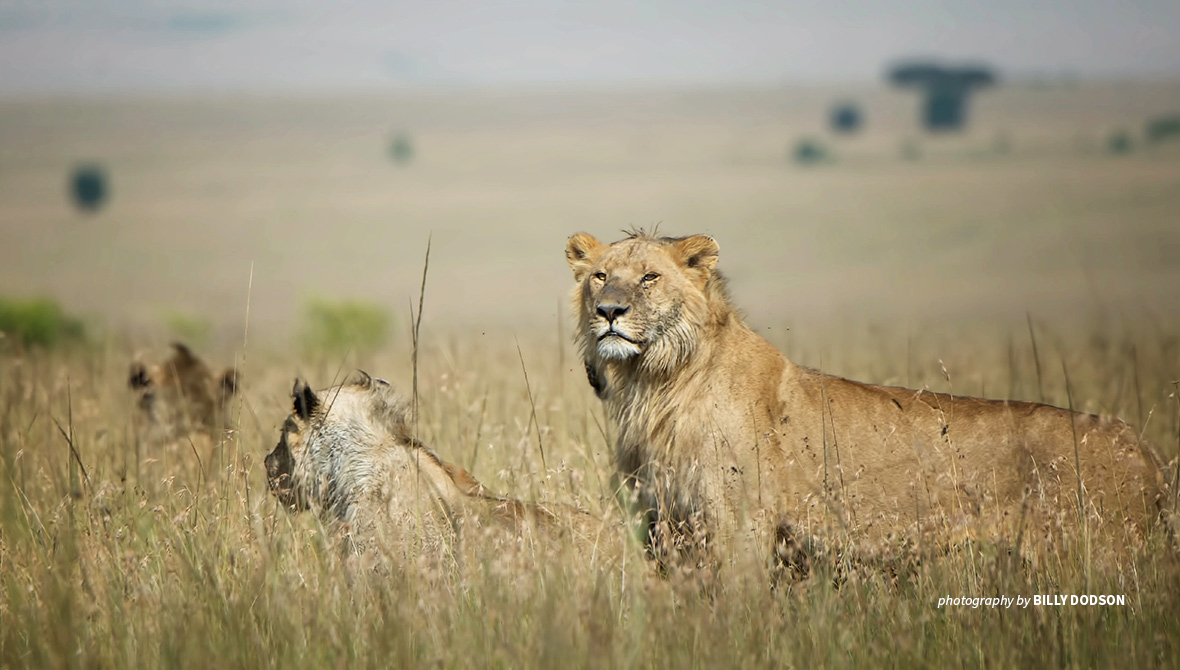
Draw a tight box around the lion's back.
[791,373,1167,549]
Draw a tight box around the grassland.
[2,82,1180,667]
[2,323,1178,668]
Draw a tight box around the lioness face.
[264,379,319,512]
[566,232,719,369]
[128,342,238,439]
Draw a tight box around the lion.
[129,342,238,445]
[263,372,620,571]
[566,230,1171,573]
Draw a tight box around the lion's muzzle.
[597,302,629,323]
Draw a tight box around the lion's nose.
[597,303,630,323]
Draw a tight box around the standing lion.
[565,230,1170,573]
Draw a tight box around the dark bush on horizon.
[829,102,863,134]
[1107,129,1134,155]
[791,138,829,165]
[70,164,109,213]
[1145,115,1180,144]
[389,132,414,165]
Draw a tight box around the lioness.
[129,342,238,444]
[264,372,617,569]
[566,230,1169,570]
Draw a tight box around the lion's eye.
[593,272,607,282]
[642,272,659,283]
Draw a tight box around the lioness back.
[566,230,1169,571]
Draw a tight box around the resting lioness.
[264,372,618,569]
[129,342,238,445]
[566,230,1169,570]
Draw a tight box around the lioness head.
[263,378,318,512]
[129,342,238,441]
[264,372,484,520]
[566,231,722,377]
[264,375,392,515]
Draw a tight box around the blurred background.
[1,0,1179,351]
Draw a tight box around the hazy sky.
[1,0,1177,96]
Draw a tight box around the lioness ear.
[566,233,605,282]
[292,378,319,421]
[353,370,373,389]
[674,235,720,278]
[220,369,238,397]
[170,341,198,365]
[129,362,151,390]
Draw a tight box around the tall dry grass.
[1,312,1179,668]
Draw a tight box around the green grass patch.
[300,296,392,356]
[0,296,86,348]
[163,311,213,348]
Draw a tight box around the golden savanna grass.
[3,319,1180,667]
[2,83,1180,667]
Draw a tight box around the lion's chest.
[610,384,781,529]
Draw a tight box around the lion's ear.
[566,233,604,282]
[170,342,199,365]
[292,379,319,421]
[219,368,238,397]
[129,362,151,390]
[674,235,719,280]
[353,370,373,389]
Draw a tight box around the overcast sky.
[1,0,1178,96]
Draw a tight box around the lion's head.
[266,373,627,572]
[128,342,238,442]
[266,373,404,514]
[565,231,725,378]
[263,378,317,512]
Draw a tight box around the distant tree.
[829,102,863,134]
[70,164,109,212]
[888,61,997,132]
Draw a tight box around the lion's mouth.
[598,329,639,345]
[595,326,644,360]
[267,472,291,493]
[267,473,306,512]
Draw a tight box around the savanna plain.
[2,82,1180,667]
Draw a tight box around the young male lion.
[566,230,1170,572]
[129,342,238,445]
[264,372,617,570]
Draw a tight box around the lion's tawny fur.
[566,230,1169,569]
[264,373,617,568]
[128,342,238,445]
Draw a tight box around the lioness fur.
[566,230,1170,572]
[264,372,618,570]
[128,342,238,445]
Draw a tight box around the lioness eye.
[593,272,607,282]
[642,272,659,283]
